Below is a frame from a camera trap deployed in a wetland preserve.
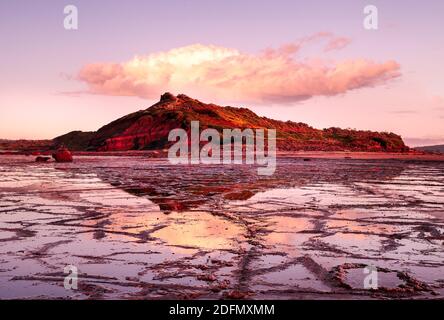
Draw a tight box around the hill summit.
[53,93,408,152]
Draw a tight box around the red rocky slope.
[53,93,409,152]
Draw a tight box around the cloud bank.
[77,36,401,104]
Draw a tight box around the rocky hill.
[52,93,408,152]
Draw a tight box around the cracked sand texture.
[0,155,443,299]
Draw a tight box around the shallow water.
[0,155,443,299]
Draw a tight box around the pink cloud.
[324,37,352,52]
[77,39,401,104]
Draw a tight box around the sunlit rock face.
[53,93,408,152]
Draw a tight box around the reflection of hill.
[94,159,406,213]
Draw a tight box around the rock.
[197,274,217,282]
[35,156,50,162]
[224,290,250,299]
[159,92,177,103]
[52,147,73,163]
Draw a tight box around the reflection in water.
[93,158,408,212]
[152,211,245,252]
[0,156,443,299]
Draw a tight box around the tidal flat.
[0,155,443,299]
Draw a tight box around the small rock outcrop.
[160,92,178,103]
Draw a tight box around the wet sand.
[0,155,443,299]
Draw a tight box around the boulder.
[52,147,73,163]
[159,92,177,103]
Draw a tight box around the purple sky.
[0,0,443,146]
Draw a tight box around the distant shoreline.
[277,151,444,161]
[1,150,443,161]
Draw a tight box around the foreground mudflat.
[0,155,443,299]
